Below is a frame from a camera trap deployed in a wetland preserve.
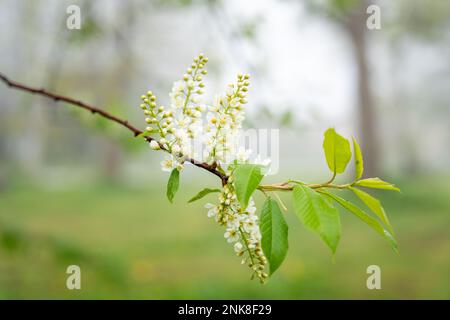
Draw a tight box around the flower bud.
[149,140,160,150]
[172,144,181,155]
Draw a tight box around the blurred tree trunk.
[343,0,379,177]
[305,0,381,176]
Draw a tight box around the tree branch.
[0,72,228,184]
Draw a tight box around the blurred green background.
[1,177,450,299]
[1,0,450,299]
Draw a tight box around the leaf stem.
[238,227,255,266]
[258,181,353,192]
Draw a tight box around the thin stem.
[273,192,288,211]
[182,65,200,114]
[324,170,337,185]
[238,227,255,266]
[258,182,353,192]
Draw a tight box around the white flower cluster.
[140,54,208,172]
[205,180,268,282]
[203,74,249,165]
[139,54,268,281]
[139,54,259,174]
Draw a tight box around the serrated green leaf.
[320,191,398,252]
[355,178,400,192]
[233,164,264,209]
[188,188,220,203]
[260,198,289,275]
[352,137,364,180]
[166,169,180,203]
[323,128,352,174]
[292,185,341,254]
[350,187,394,234]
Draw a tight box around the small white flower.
[246,198,257,215]
[254,155,271,167]
[236,147,251,163]
[234,242,243,253]
[224,228,239,243]
[149,140,160,150]
[161,157,175,172]
[171,144,181,155]
[226,213,242,229]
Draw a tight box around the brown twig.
[0,72,228,184]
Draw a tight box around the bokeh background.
[1,0,450,299]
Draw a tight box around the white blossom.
[149,140,160,150]
[138,55,268,282]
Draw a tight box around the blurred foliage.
[304,0,361,20]
[246,105,298,130]
[387,0,450,42]
[0,219,128,296]
[68,101,143,153]
[1,177,449,298]
[66,14,101,45]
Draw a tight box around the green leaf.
[355,178,400,192]
[166,169,180,203]
[350,187,394,234]
[292,185,341,254]
[233,164,264,209]
[323,128,352,174]
[260,198,289,275]
[188,188,220,203]
[352,137,364,180]
[320,191,398,252]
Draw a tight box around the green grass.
[0,177,449,299]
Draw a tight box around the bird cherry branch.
[0,72,228,185]
[0,72,354,193]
